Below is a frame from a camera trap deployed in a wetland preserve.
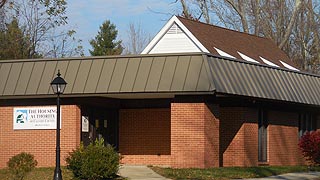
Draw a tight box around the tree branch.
[225,0,249,33]
[279,0,302,49]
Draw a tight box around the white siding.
[149,33,201,54]
[142,16,209,54]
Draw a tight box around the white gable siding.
[142,16,209,54]
[149,33,201,54]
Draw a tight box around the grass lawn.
[0,166,125,180]
[0,167,74,180]
[151,165,320,180]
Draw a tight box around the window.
[258,109,268,162]
[299,113,316,137]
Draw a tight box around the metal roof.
[0,53,319,106]
[206,56,320,105]
[0,54,214,99]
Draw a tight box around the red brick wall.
[220,107,258,167]
[243,108,259,166]
[171,103,219,168]
[205,104,219,167]
[119,108,171,166]
[0,105,80,168]
[220,107,305,167]
[268,110,305,165]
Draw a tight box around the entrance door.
[81,107,118,149]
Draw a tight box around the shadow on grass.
[245,167,278,178]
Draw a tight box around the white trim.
[213,47,235,59]
[259,56,279,67]
[141,16,209,54]
[237,51,259,63]
[280,60,300,71]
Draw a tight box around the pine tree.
[89,20,123,56]
[0,19,29,59]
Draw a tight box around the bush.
[7,152,38,180]
[66,138,120,180]
[298,131,320,165]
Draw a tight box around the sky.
[65,0,181,55]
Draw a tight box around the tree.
[0,0,6,8]
[124,22,150,54]
[89,20,123,56]
[174,0,320,74]
[7,0,68,58]
[0,0,83,59]
[299,131,320,165]
[44,29,84,58]
[0,18,29,59]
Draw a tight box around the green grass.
[0,166,125,180]
[0,167,125,180]
[0,167,74,180]
[151,165,320,180]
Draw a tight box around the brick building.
[0,17,319,169]
[0,52,319,168]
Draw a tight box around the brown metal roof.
[0,53,319,106]
[206,55,320,105]
[0,54,214,99]
[177,16,297,69]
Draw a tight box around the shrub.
[298,131,320,165]
[7,152,38,180]
[66,138,120,180]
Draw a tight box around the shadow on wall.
[268,110,301,165]
[219,107,247,167]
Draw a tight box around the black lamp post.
[50,70,67,180]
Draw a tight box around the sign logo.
[16,110,28,123]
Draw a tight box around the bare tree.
[177,0,192,19]
[124,22,150,54]
[174,0,320,73]
[45,30,84,58]
[1,0,82,59]
[8,0,68,58]
[0,0,6,8]
[290,0,320,72]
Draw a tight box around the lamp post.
[50,70,67,180]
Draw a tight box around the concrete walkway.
[118,165,320,180]
[241,171,320,180]
[118,165,171,180]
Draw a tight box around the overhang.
[0,53,214,99]
[0,53,319,106]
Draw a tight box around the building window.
[258,109,268,162]
[299,113,316,137]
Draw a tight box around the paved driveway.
[239,172,320,180]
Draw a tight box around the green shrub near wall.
[7,152,38,180]
[66,138,120,180]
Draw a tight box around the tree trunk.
[278,0,302,49]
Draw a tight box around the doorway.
[81,106,119,149]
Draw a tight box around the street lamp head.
[50,70,67,94]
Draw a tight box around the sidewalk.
[118,165,171,180]
[118,165,320,180]
[240,171,320,180]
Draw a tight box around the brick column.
[171,103,219,168]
